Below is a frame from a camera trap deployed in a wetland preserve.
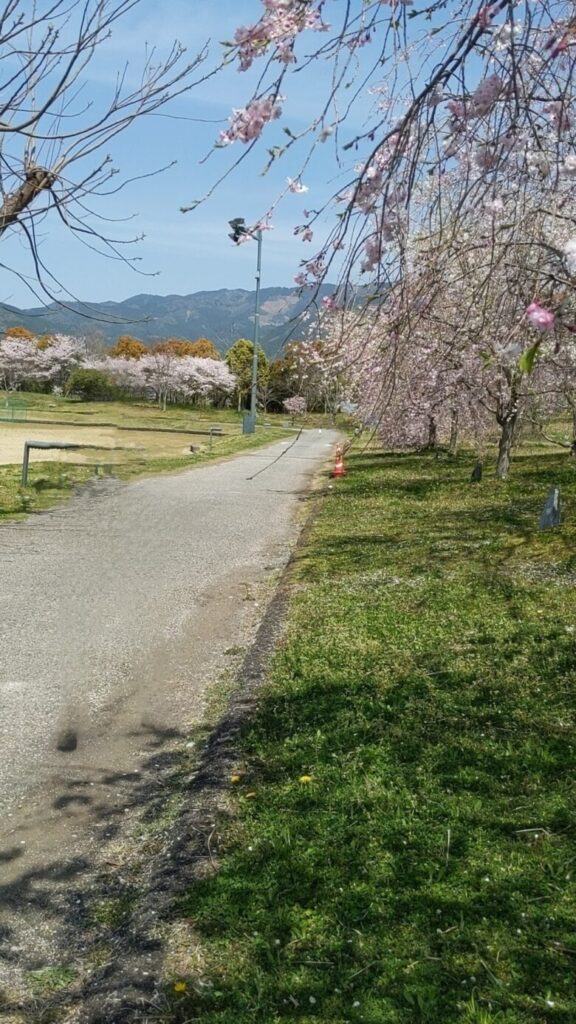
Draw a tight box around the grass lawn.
[0,391,332,430]
[166,443,576,1023]
[1,391,249,428]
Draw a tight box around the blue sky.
[2,0,373,309]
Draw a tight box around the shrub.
[65,368,117,401]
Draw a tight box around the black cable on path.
[246,428,303,480]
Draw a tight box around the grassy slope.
[168,445,576,1024]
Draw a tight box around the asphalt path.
[0,430,337,829]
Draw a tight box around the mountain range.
[0,285,334,356]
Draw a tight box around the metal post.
[247,229,262,434]
[21,442,30,486]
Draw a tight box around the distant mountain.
[0,285,335,356]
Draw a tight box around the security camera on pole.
[228,218,263,435]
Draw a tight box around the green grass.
[165,446,576,1023]
[1,391,253,428]
[26,966,78,996]
[89,894,137,931]
[0,463,96,521]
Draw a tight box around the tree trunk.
[496,413,517,479]
[0,166,56,236]
[427,415,437,449]
[572,409,576,457]
[449,408,459,454]
[237,391,242,413]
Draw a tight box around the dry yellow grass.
[0,421,219,467]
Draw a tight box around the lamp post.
[229,218,262,434]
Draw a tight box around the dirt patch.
[0,422,208,467]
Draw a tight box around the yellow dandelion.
[173,981,187,993]
[299,775,313,785]
[230,773,242,784]
[245,791,257,798]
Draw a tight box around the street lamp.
[229,217,262,435]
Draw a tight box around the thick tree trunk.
[449,408,459,454]
[496,414,517,479]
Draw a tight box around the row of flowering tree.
[309,273,572,478]
[87,353,236,409]
[0,327,344,413]
[0,332,237,408]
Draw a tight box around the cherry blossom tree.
[0,334,83,391]
[89,352,236,407]
[184,0,576,455]
[283,394,307,422]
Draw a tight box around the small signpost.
[539,486,561,530]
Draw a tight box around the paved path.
[0,430,335,842]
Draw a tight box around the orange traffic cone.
[331,446,346,478]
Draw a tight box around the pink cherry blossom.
[219,96,284,145]
[526,302,555,331]
[233,2,328,72]
[283,395,307,415]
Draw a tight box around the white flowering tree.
[0,334,84,391]
[89,353,236,408]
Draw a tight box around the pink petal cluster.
[219,96,283,145]
[283,395,307,415]
[447,75,503,122]
[234,1,328,71]
[347,135,402,214]
[526,302,555,331]
[470,74,504,116]
[294,255,325,286]
[361,236,384,273]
